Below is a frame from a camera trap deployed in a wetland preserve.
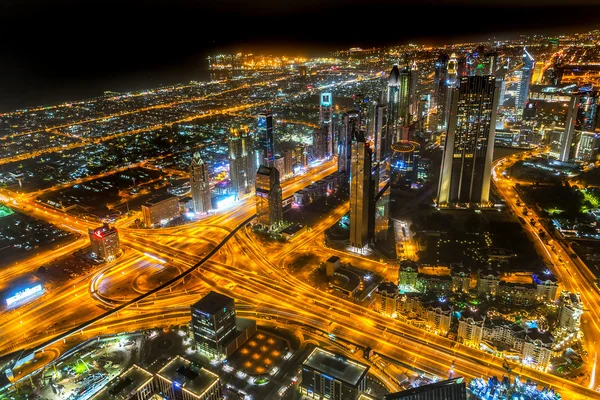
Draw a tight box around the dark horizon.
[1,0,599,112]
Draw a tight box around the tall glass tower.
[190,152,212,213]
[228,126,254,197]
[438,75,499,206]
[515,48,535,111]
[255,112,274,168]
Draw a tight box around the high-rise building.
[350,136,375,249]
[515,48,535,111]
[156,356,221,400]
[481,51,498,76]
[299,348,369,400]
[255,165,283,230]
[256,112,274,168]
[190,291,237,358]
[282,149,294,177]
[557,90,598,162]
[228,126,255,198]
[409,60,419,119]
[387,65,412,143]
[384,378,467,400]
[433,53,450,131]
[373,94,389,164]
[320,92,334,157]
[437,75,499,206]
[338,111,360,174]
[190,152,212,214]
[457,311,485,348]
[88,223,120,262]
[312,128,328,160]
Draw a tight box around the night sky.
[0,0,598,111]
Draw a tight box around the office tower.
[255,112,274,168]
[353,93,370,133]
[338,111,360,174]
[384,378,467,400]
[558,94,580,162]
[282,149,293,176]
[190,291,237,358]
[373,96,389,164]
[409,60,419,118]
[255,165,283,230]
[141,195,180,227]
[299,348,369,400]
[320,92,334,156]
[482,51,498,75]
[390,141,420,189]
[433,53,449,130]
[312,128,328,160]
[439,53,459,131]
[350,136,374,249]
[433,53,449,108]
[515,48,535,111]
[228,126,254,198]
[532,60,545,84]
[156,356,221,400]
[438,75,499,206]
[190,152,212,214]
[387,65,405,143]
[88,223,120,262]
[559,90,600,162]
[92,364,154,400]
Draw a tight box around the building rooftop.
[157,356,219,397]
[191,291,234,315]
[303,348,369,386]
[327,255,340,264]
[385,377,465,399]
[92,365,153,400]
[145,193,178,206]
[377,282,399,296]
[90,223,118,238]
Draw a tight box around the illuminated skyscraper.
[312,128,328,160]
[255,165,282,230]
[338,111,360,174]
[255,112,274,168]
[387,65,412,143]
[439,53,459,131]
[515,48,535,111]
[433,53,449,130]
[88,223,120,261]
[410,60,419,119]
[373,95,389,164]
[190,152,212,213]
[319,92,334,156]
[350,135,375,249]
[438,75,499,206]
[558,89,600,162]
[228,126,254,198]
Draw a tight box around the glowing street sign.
[6,284,43,306]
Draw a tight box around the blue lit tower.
[515,48,535,111]
[438,75,499,206]
[256,111,274,168]
[320,92,334,157]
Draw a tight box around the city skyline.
[1,15,600,400]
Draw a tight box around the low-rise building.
[425,299,452,336]
[155,356,221,400]
[457,310,485,348]
[142,195,180,228]
[88,223,120,262]
[92,365,154,400]
[299,347,369,400]
[375,282,399,317]
[398,260,418,288]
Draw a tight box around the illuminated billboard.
[6,284,43,306]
